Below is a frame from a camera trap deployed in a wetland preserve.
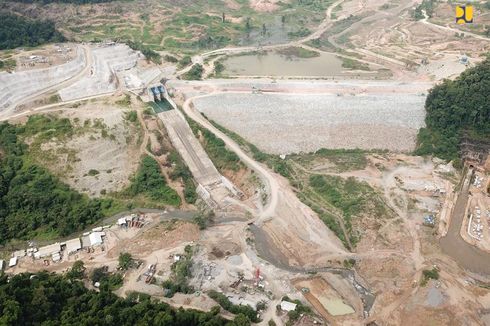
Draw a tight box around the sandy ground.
[26,102,141,197]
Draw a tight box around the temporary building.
[117,217,128,226]
[280,300,297,312]
[89,231,105,246]
[52,252,61,262]
[0,260,4,270]
[81,235,91,248]
[13,250,26,258]
[9,257,17,268]
[65,238,82,254]
[35,243,61,259]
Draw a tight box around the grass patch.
[307,174,391,247]
[125,155,181,206]
[339,57,369,70]
[420,267,439,286]
[276,46,320,58]
[208,290,260,323]
[187,117,243,172]
[168,150,197,204]
[116,94,132,107]
[181,64,204,80]
[198,116,390,250]
[162,245,194,297]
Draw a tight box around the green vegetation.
[204,118,388,249]
[124,111,138,123]
[214,60,225,76]
[10,0,119,3]
[118,252,135,270]
[192,210,215,229]
[187,117,243,172]
[178,55,192,68]
[343,258,356,269]
[308,174,390,247]
[339,57,370,70]
[182,64,204,80]
[126,155,181,206]
[331,3,342,19]
[0,59,17,71]
[124,40,161,64]
[90,266,123,290]
[0,121,106,243]
[412,0,435,20]
[116,94,132,107]
[168,150,197,204]
[164,54,178,63]
[307,13,370,52]
[420,267,440,286]
[0,13,65,50]
[162,245,194,297]
[415,57,490,162]
[280,296,312,324]
[277,47,320,58]
[87,169,99,176]
[208,290,260,323]
[0,271,236,325]
[66,260,86,280]
[306,148,368,172]
[288,27,311,38]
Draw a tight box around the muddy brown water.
[440,171,490,277]
[222,52,345,77]
[250,225,376,316]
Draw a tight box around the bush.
[0,122,105,243]
[208,290,260,322]
[182,64,204,80]
[124,110,138,123]
[66,261,85,279]
[421,267,440,286]
[118,252,134,270]
[0,272,230,325]
[0,13,65,50]
[415,57,490,161]
[127,156,181,206]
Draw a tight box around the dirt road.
[182,94,348,268]
[440,169,490,277]
[2,45,93,118]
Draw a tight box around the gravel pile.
[194,92,426,154]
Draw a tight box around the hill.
[416,56,490,163]
[0,13,64,50]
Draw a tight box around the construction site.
[1,0,490,325]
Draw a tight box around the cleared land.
[16,103,142,197]
[194,92,426,153]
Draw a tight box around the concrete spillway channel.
[157,91,241,208]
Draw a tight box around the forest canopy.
[415,56,490,161]
[7,0,119,4]
[0,122,105,243]
[0,13,65,50]
[0,272,240,326]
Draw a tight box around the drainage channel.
[250,224,376,317]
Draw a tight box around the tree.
[67,260,86,279]
[0,272,230,325]
[234,314,251,326]
[245,18,251,31]
[415,56,490,161]
[0,13,65,50]
[118,252,134,270]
